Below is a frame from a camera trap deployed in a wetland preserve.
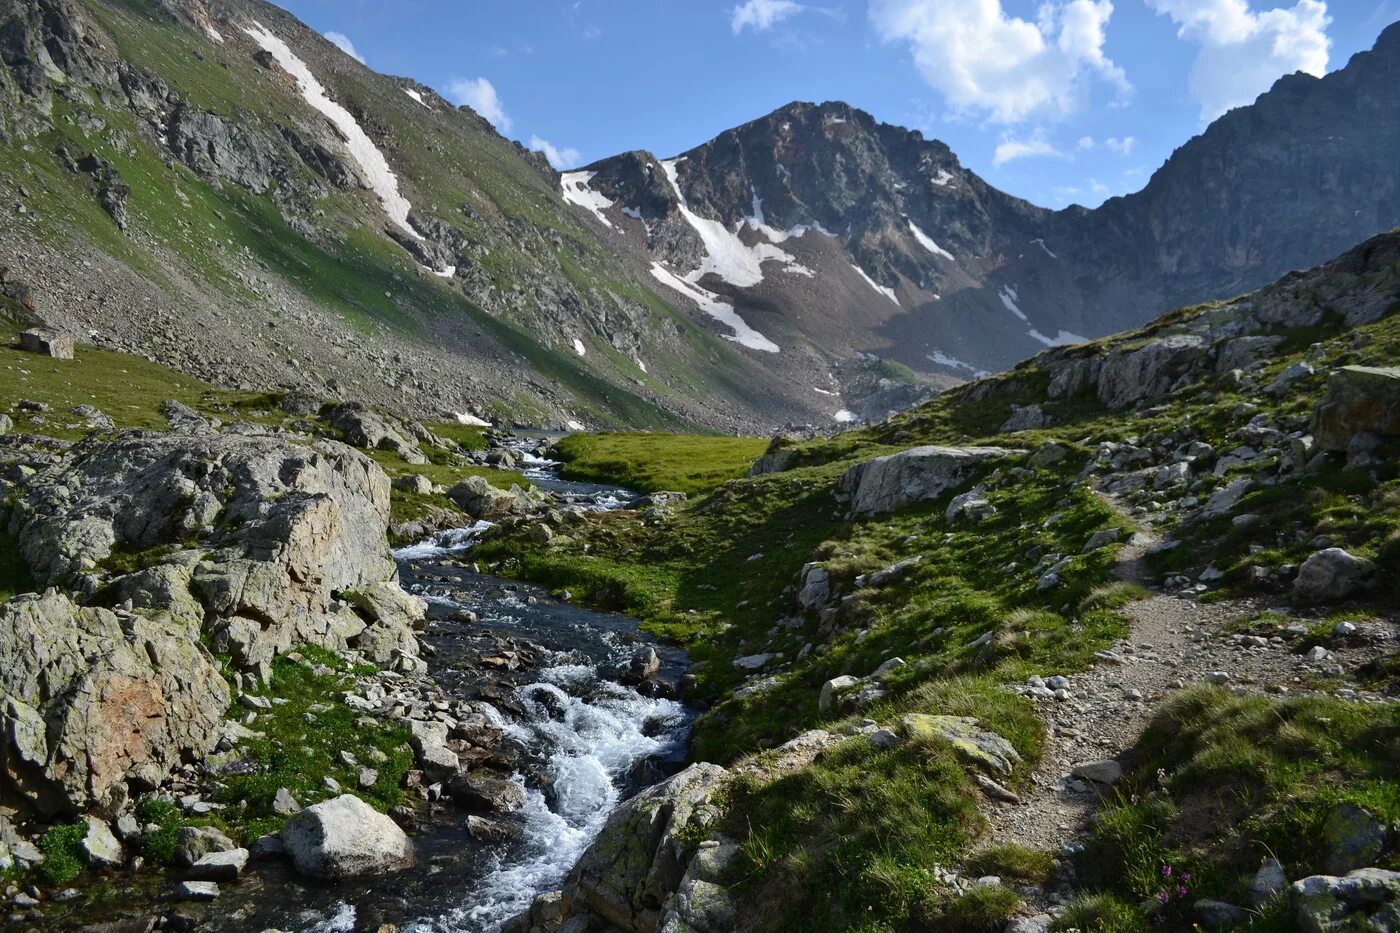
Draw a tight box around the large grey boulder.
[447,475,532,519]
[1096,335,1206,410]
[1321,803,1389,875]
[1293,548,1377,604]
[796,563,832,612]
[1290,868,1400,933]
[561,763,729,933]
[658,842,739,933]
[0,591,228,815]
[18,329,74,360]
[6,431,417,676]
[327,402,427,465]
[1312,366,1400,452]
[281,794,415,880]
[837,446,1019,516]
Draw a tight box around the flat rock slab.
[186,847,249,881]
[838,446,1021,516]
[901,714,1021,775]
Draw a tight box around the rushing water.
[389,440,691,932]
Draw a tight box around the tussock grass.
[553,431,769,495]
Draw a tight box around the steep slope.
[0,0,844,432]
[582,22,1400,378]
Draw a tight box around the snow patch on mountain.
[906,219,954,261]
[404,88,431,110]
[834,410,858,423]
[927,349,988,376]
[1000,285,1084,347]
[572,337,586,357]
[432,265,456,278]
[931,168,954,187]
[999,286,1028,322]
[243,21,419,240]
[1032,238,1058,259]
[852,264,900,306]
[648,262,779,353]
[455,412,491,427]
[660,159,809,286]
[560,172,615,229]
[205,26,224,44]
[620,206,642,220]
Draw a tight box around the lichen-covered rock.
[0,591,229,815]
[1293,548,1377,604]
[1321,803,1389,875]
[901,714,1021,775]
[1096,335,1206,409]
[447,475,532,519]
[281,794,414,880]
[658,842,739,933]
[6,430,413,674]
[1312,366,1400,452]
[327,402,426,465]
[837,446,1019,516]
[1290,868,1400,933]
[561,763,729,933]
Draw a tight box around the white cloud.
[530,136,582,170]
[447,77,512,133]
[1105,135,1136,154]
[1078,135,1096,149]
[732,0,806,33]
[1146,0,1331,121]
[993,127,1070,166]
[323,31,365,64]
[869,0,1131,124]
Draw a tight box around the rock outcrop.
[0,590,228,815]
[2,430,424,678]
[837,446,1018,516]
[1312,366,1400,452]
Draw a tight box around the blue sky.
[281,0,1398,209]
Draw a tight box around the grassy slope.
[472,253,1400,931]
[553,432,769,495]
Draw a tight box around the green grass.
[553,432,769,495]
[1075,687,1400,927]
[38,822,88,886]
[209,647,413,843]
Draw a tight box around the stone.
[1028,442,1070,468]
[901,714,1021,775]
[1294,548,1377,604]
[1312,366,1400,452]
[796,564,832,612]
[448,475,530,519]
[560,763,729,933]
[1096,335,1206,409]
[1070,759,1123,785]
[1321,803,1388,875]
[186,848,248,881]
[272,787,301,815]
[175,880,220,902]
[327,402,426,464]
[623,646,661,684]
[1000,404,1050,432]
[1083,527,1123,552]
[0,592,229,815]
[1004,914,1053,933]
[1290,868,1400,933]
[837,446,1020,516]
[78,817,123,870]
[946,489,996,524]
[1203,478,1252,517]
[1267,361,1316,395]
[446,774,526,813]
[281,794,414,880]
[18,330,74,360]
[732,652,774,672]
[393,473,434,496]
[1252,857,1288,906]
[819,675,860,714]
[1194,899,1250,928]
[175,826,236,868]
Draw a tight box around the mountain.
[1,0,1397,434]
[581,22,1400,378]
[0,0,845,433]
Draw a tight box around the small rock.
[1070,759,1122,785]
[174,881,220,902]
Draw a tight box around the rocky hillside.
[471,230,1400,931]
[581,22,1400,379]
[0,0,852,433]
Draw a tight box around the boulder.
[174,825,236,868]
[0,592,229,815]
[946,489,995,524]
[393,473,434,496]
[1000,404,1050,432]
[901,714,1021,775]
[79,816,123,869]
[1312,366,1400,452]
[1252,857,1288,906]
[7,431,407,676]
[1070,759,1123,785]
[1321,803,1388,875]
[1290,868,1400,933]
[837,446,1019,516]
[561,762,729,933]
[18,329,74,360]
[445,773,526,813]
[818,675,860,714]
[1095,335,1206,410]
[327,402,426,464]
[1194,899,1249,929]
[448,475,530,519]
[1293,549,1377,604]
[658,842,739,933]
[343,582,428,667]
[281,794,415,880]
[748,435,801,476]
[186,847,248,881]
[796,564,832,612]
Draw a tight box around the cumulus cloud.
[993,127,1070,166]
[1104,135,1136,154]
[732,0,806,33]
[530,136,582,170]
[323,31,365,64]
[447,77,512,133]
[869,0,1131,124]
[1146,0,1331,121]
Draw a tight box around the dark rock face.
[585,26,1400,376]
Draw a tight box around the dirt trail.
[980,490,1385,858]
